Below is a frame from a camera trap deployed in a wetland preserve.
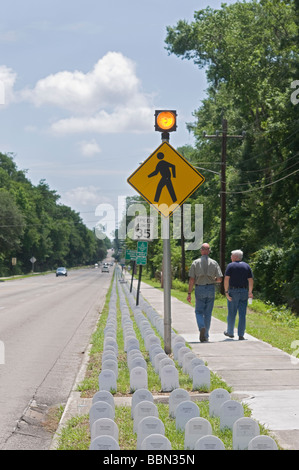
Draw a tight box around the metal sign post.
[136,241,148,305]
[162,215,172,354]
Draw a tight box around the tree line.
[121,0,299,313]
[0,152,108,276]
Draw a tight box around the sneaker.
[199,327,206,342]
[224,331,234,338]
[239,336,245,340]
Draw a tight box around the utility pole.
[203,118,244,294]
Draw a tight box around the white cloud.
[0,65,17,106]
[51,105,152,134]
[78,139,101,157]
[62,185,111,207]
[0,30,19,43]
[1,51,154,133]
[21,52,149,113]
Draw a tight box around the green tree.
[165,0,299,310]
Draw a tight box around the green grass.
[57,400,273,451]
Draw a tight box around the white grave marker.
[130,366,148,392]
[98,370,117,392]
[184,417,213,450]
[92,390,115,409]
[131,389,153,418]
[90,417,119,443]
[133,401,158,433]
[194,435,225,450]
[144,334,161,351]
[102,352,117,364]
[89,402,115,428]
[125,337,140,353]
[248,435,278,450]
[136,416,165,449]
[233,417,260,450]
[160,365,179,392]
[209,388,230,417]
[182,352,196,375]
[178,347,191,367]
[173,342,185,361]
[104,338,118,354]
[129,356,147,371]
[219,400,244,430]
[154,352,168,373]
[102,359,118,380]
[189,358,205,378]
[192,365,211,390]
[141,434,172,450]
[158,357,175,378]
[89,435,120,450]
[173,335,186,346]
[169,388,190,418]
[175,401,200,431]
[149,345,164,363]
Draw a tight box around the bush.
[250,246,284,305]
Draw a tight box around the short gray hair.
[231,249,243,260]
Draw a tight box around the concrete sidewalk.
[136,279,299,450]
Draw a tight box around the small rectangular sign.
[125,249,137,260]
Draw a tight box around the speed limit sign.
[133,216,154,241]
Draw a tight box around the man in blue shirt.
[224,250,253,340]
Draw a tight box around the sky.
[0,0,235,236]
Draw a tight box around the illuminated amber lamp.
[155,110,177,133]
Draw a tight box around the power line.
[221,168,299,194]
[223,158,299,187]
[196,120,299,170]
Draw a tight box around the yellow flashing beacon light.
[155,110,177,133]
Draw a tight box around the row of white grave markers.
[98,278,118,393]
[118,279,181,392]
[130,388,172,449]
[118,279,149,392]
[89,391,120,449]
[120,278,212,392]
[89,279,120,450]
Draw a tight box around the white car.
[102,265,109,273]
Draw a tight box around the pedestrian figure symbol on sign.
[147,152,177,203]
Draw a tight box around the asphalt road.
[0,265,113,450]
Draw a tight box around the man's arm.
[248,278,254,298]
[224,275,232,301]
[187,277,195,303]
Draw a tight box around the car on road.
[56,267,67,277]
[101,265,109,273]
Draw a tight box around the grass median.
[54,272,278,450]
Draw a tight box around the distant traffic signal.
[155,110,177,133]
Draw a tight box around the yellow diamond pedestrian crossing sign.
[127,141,205,217]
